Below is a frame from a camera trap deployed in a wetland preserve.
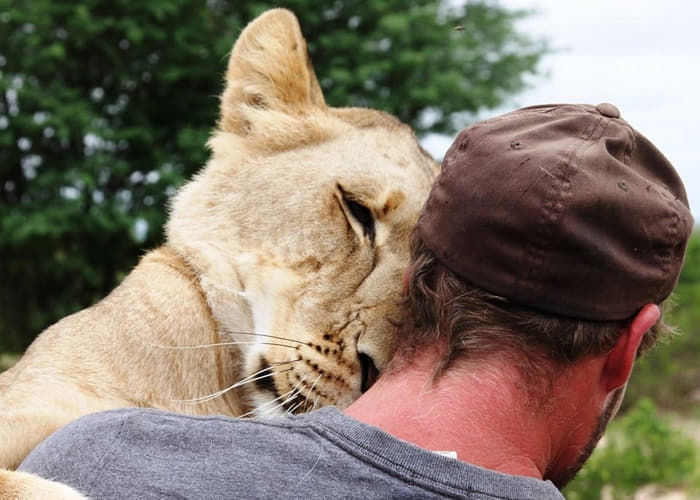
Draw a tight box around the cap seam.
[516,114,608,298]
[653,194,681,301]
[622,121,636,165]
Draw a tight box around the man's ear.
[602,304,660,392]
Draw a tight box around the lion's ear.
[219,9,326,135]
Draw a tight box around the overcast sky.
[422,0,699,221]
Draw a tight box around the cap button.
[596,102,620,118]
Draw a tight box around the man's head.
[395,103,693,485]
[400,103,692,371]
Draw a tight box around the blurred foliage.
[564,398,699,500]
[0,352,18,372]
[584,233,700,497]
[0,0,547,351]
[625,231,700,413]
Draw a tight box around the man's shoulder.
[60,407,299,433]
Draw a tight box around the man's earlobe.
[602,304,660,392]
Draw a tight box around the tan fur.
[0,9,438,498]
[0,470,86,499]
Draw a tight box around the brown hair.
[398,232,674,381]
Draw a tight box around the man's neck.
[344,347,600,482]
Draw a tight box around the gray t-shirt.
[20,407,565,499]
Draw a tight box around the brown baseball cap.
[418,103,694,321]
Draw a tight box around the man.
[20,103,693,499]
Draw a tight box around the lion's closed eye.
[337,184,375,243]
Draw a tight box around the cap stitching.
[653,193,680,302]
[516,114,607,299]
[622,123,636,165]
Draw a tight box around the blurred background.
[0,1,698,497]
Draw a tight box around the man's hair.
[400,232,674,381]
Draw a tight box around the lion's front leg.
[0,408,77,470]
[0,470,87,500]
[0,373,129,470]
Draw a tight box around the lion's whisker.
[286,400,305,414]
[260,375,308,417]
[174,385,237,405]
[277,374,309,415]
[232,360,301,390]
[233,367,294,391]
[303,373,323,412]
[174,365,296,405]
[263,391,300,417]
[246,380,301,414]
[238,382,302,418]
[219,330,311,347]
[150,340,299,350]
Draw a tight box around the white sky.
[422,0,699,221]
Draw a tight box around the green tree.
[0,0,547,351]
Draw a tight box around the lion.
[0,8,438,499]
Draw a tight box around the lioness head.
[167,9,438,415]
